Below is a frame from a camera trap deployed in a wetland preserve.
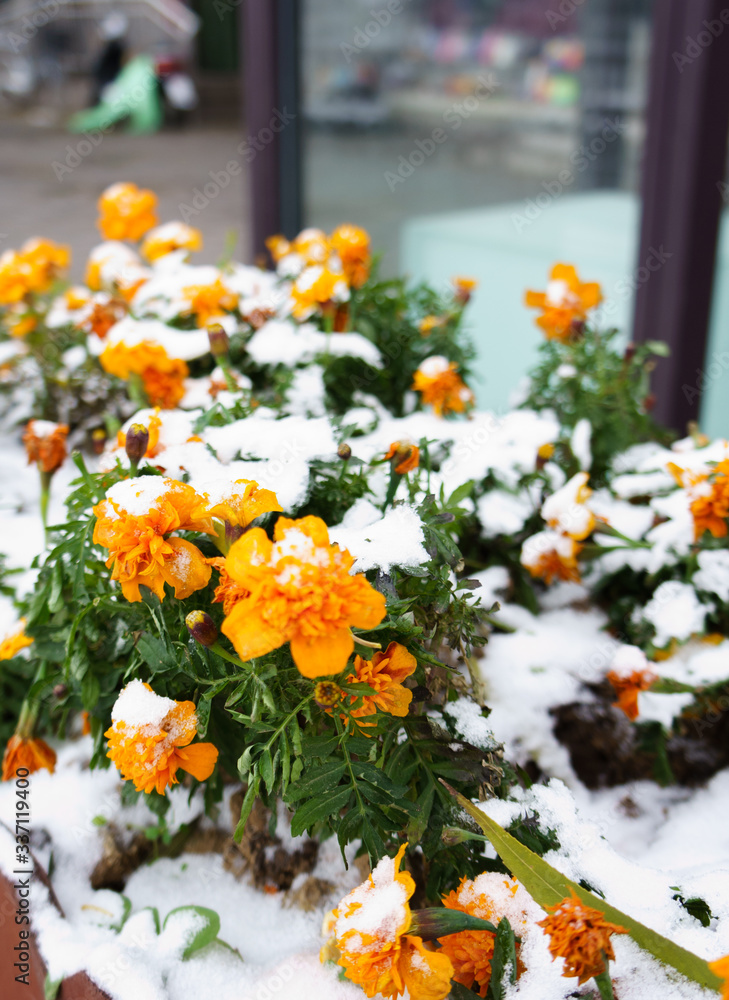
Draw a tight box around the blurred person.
[89,13,128,107]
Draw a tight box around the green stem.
[594,965,616,1000]
[263,694,313,753]
[209,642,252,671]
[39,470,52,541]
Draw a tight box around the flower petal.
[164,538,212,599]
[399,936,454,1000]
[225,527,273,584]
[290,627,354,678]
[222,601,286,661]
[174,742,219,781]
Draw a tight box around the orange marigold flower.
[330,224,371,288]
[23,419,69,474]
[346,642,417,723]
[291,264,350,320]
[419,315,445,336]
[92,477,213,602]
[2,734,56,781]
[690,460,729,540]
[537,890,627,985]
[412,356,474,417]
[0,250,36,305]
[19,237,70,292]
[331,843,454,1000]
[85,241,144,293]
[181,278,239,327]
[99,341,189,410]
[140,221,203,262]
[708,955,729,1000]
[0,619,33,660]
[452,276,478,305]
[209,557,250,615]
[385,441,420,475]
[266,234,291,263]
[97,182,158,242]
[439,877,523,997]
[105,679,218,794]
[541,472,595,541]
[65,285,91,310]
[292,227,331,265]
[221,515,386,678]
[83,298,127,339]
[191,479,283,534]
[521,530,582,585]
[525,263,602,342]
[606,668,657,721]
[8,312,37,339]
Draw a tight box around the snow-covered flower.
[23,419,68,474]
[330,223,371,288]
[412,356,474,418]
[606,646,656,721]
[0,619,33,661]
[181,276,238,326]
[524,263,602,341]
[141,221,203,263]
[520,529,582,585]
[105,679,218,794]
[537,891,627,985]
[97,182,158,242]
[541,471,595,540]
[100,340,188,409]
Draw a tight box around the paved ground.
[0,120,249,279]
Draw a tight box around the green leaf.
[44,973,63,1000]
[137,632,176,673]
[449,984,482,1000]
[291,785,352,838]
[285,761,347,802]
[441,782,723,994]
[163,905,220,959]
[486,918,517,1000]
[233,775,261,842]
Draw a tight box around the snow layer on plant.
[570,417,592,470]
[694,549,729,601]
[329,500,429,573]
[203,413,337,465]
[246,319,382,368]
[89,315,212,361]
[477,489,536,537]
[104,477,178,517]
[286,364,327,416]
[641,581,713,646]
[444,698,500,750]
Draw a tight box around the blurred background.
[1,0,727,433]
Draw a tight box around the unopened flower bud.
[337,442,352,461]
[623,342,636,364]
[208,323,230,359]
[52,683,68,700]
[185,610,219,648]
[125,423,149,465]
[408,906,497,941]
[91,428,107,455]
[536,441,554,470]
[643,393,656,412]
[314,681,342,709]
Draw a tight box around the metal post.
[632,0,729,431]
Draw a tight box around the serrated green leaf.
[291,785,352,838]
[234,775,261,842]
[286,761,347,802]
[442,783,722,994]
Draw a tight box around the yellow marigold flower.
[439,877,523,997]
[0,619,33,661]
[181,277,238,327]
[92,477,213,602]
[452,276,478,304]
[419,315,445,336]
[23,419,69,474]
[97,182,158,242]
[221,515,386,678]
[606,668,657,721]
[671,458,729,540]
[384,441,420,475]
[521,530,582,585]
[99,341,189,410]
[8,312,37,339]
[331,844,453,1000]
[266,234,291,263]
[65,285,91,310]
[412,356,474,417]
[292,227,331,265]
[140,221,203,262]
[346,642,417,723]
[541,472,595,541]
[2,734,56,781]
[708,955,729,1000]
[105,679,218,794]
[330,223,371,288]
[291,264,350,320]
[0,250,35,305]
[191,479,283,533]
[19,237,70,292]
[525,263,602,342]
[85,241,143,292]
[537,890,627,985]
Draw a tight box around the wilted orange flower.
[23,419,69,474]
[0,619,33,660]
[2,734,56,781]
[385,441,420,475]
[221,515,386,678]
[521,530,582,585]
[140,221,203,262]
[606,668,657,721]
[439,877,523,996]
[708,955,729,1000]
[331,843,454,1000]
[346,643,417,724]
[19,237,70,292]
[330,224,371,288]
[452,276,478,305]
[291,264,350,320]
[106,679,218,794]
[412,356,474,417]
[98,182,158,242]
[525,263,602,342]
[99,341,189,409]
[537,891,627,985]
[93,477,213,602]
[181,278,238,326]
